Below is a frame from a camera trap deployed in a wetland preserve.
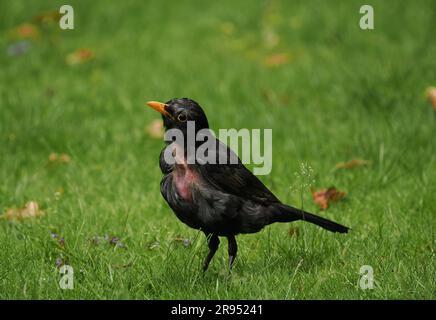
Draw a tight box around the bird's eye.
[177,114,187,122]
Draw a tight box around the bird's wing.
[196,138,280,204]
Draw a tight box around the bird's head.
[146,98,209,134]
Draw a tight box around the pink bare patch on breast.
[173,165,198,202]
[171,144,199,202]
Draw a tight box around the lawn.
[0,0,435,299]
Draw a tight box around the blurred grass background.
[0,0,435,299]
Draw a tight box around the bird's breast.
[172,164,199,202]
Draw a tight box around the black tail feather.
[272,204,349,233]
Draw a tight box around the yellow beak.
[146,101,169,117]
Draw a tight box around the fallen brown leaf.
[426,87,436,110]
[312,187,346,210]
[264,53,292,67]
[33,10,62,25]
[49,152,58,162]
[66,48,94,66]
[335,159,372,170]
[48,153,71,164]
[10,23,40,41]
[59,154,71,163]
[146,119,164,139]
[1,201,44,221]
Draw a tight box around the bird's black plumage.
[149,98,349,271]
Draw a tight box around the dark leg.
[203,234,220,272]
[227,235,238,271]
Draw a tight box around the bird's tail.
[271,203,349,233]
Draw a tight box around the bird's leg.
[227,235,238,271]
[203,234,220,272]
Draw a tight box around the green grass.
[0,0,435,299]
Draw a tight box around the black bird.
[146,98,349,272]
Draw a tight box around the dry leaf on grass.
[66,48,94,66]
[335,159,372,170]
[33,10,62,25]
[311,187,346,210]
[146,119,164,139]
[10,23,40,41]
[59,154,71,163]
[425,87,436,110]
[48,153,71,164]
[264,53,292,67]
[1,201,44,221]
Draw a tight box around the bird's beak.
[146,101,169,117]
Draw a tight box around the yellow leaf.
[426,87,436,110]
[66,48,95,66]
[335,159,372,170]
[48,153,71,164]
[59,154,71,163]
[263,53,292,67]
[1,201,44,221]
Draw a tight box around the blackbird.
[146,98,349,272]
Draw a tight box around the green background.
[0,0,435,299]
